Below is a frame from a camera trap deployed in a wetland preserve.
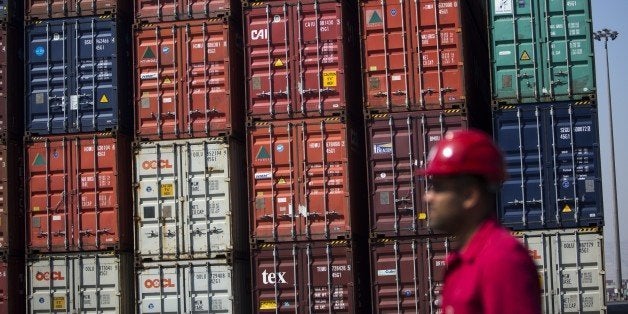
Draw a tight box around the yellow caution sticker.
[160,183,174,197]
[322,70,337,87]
[53,297,66,310]
[562,204,572,213]
[273,59,284,67]
[33,206,40,212]
[164,77,172,84]
[418,213,427,220]
[369,66,377,71]
[99,94,109,103]
[260,300,277,310]
[278,178,286,184]
[520,50,531,61]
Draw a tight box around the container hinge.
[52,230,66,236]
[260,214,273,221]
[166,230,176,237]
[517,73,532,79]
[319,88,334,94]
[421,88,435,95]
[374,91,387,97]
[145,230,158,237]
[325,211,339,217]
[391,90,406,96]
[301,88,317,95]
[440,87,454,93]
[38,231,49,238]
[79,229,93,236]
[208,227,222,234]
[550,80,564,86]
[307,212,321,218]
[96,228,111,235]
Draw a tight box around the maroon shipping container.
[248,116,367,242]
[25,132,133,253]
[251,240,370,313]
[366,110,480,237]
[244,0,362,119]
[134,17,245,141]
[360,0,489,111]
[0,256,25,314]
[26,0,130,19]
[0,139,24,255]
[134,0,240,22]
[370,236,455,314]
[0,24,23,140]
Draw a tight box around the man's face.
[424,176,469,233]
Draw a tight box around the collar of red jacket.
[445,218,500,267]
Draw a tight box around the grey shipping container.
[494,101,603,230]
[25,15,131,135]
[136,258,250,313]
[27,252,134,313]
[134,137,248,261]
[514,228,606,313]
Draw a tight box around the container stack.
[359,1,493,312]
[23,1,135,312]
[243,0,371,312]
[488,0,606,313]
[0,0,24,312]
[131,1,251,313]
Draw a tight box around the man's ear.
[461,184,482,210]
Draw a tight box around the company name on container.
[35,271,65,281]
[144,278,176,288]
[142,160,173,170]
[261,270,287,284]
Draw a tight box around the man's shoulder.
[480,224,533,265]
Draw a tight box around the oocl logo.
[144,278,175,289]
[35,271,65,281]
[142,160,173,170]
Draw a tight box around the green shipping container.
[489,0,596,104]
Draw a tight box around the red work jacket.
[441,218,541,314]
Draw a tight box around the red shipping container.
[360,0,489,111]
[134,18,244,141]
[26,0,130,19]
[248,116,367,242]
[244,0,362,119]
[251,240,370,313]
[25,132,133,253]
[370,236,455,314]
[0,256,25,314]
[366,110,476,237]
[134,0,240,22]
[0,139,24,255]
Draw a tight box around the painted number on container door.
[53,297,66,310]
[323,71,337,87]
[161,184,174,197]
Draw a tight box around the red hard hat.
[416,129,506,185]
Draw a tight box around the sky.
[591,0,628,283]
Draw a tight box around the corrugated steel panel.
[136,258,250,313]
[25,132,133,253]
[248,116,367,242]
[0,23,24,139]
[494,101,603,230]
[0,256,26,314]
[360,0,490,111]
[134,0,240,22]
[251,240,370,313]
[489,0,596,103]
[244,0,362,119]
[25,16,131,135]
[369,236,454,314]
[27,252,134,314]
[134,18,244,141]
[26,0,130,19]
[134,137,248,261]
[514,228,606,313]
[0,139,24,255]
[366,110,468,237]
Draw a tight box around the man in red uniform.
[418,129,541,314]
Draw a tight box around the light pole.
[593,28,621,300]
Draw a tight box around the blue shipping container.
[493,101,603,230]
[25,16,130,135]
[0,0,20,24]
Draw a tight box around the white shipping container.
[136,259,250,313]
[134,137,247,261]
[27,253,133,313]
[514,228,606,314]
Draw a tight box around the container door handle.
[146,230,158,237]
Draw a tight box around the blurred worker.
[417,129,541,314]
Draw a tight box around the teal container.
[489,0,596,104]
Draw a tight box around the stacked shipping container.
[24,1,134,312]
[489,0,606,312]
[132,2,251,313]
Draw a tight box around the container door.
[187,262,234,313]
[29,257,74,313]
[514,231,555,314]
[135,142,182,260]
[252,244,300,312]
[183,141,232,258]
[74,255,121,312]
[137,264,184,313]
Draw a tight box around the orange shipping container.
[25,133,133,253]
[134,18,244,141]
[134,0,240,22]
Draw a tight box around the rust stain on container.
[134,18,244,140]
[248,117,366,242]
[134,0,240,22]
[26,0,130,19]
[25,133,133,253]
[360,0,489,110]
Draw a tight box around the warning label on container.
[494,0,513,15]
[163,77,172,84]
[256,147,270,159]
[143,47,156,59]
[562,204,572,213]
[274,59,284,67]
[377,269,397,276]
[160,183,174,197]
[100,94,109,103]
[53,297,66,310]
[322,71,337,87]
[255,172,272,180]
[141,72,158,80]
[373,143,393,154]
[520,50,531,61]
[366,10,383,25]
[418,213,427,220]
[33,153,46,166]
[260,300,277,310]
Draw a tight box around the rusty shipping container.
[248,116,367,242]
[0,23,24,139]
[134,0,241,22]
[134,17,245,141]
[365,109,492,237]
[0,139,24,255]
[26,0,130,20]
[244,0,362,119]
[251,240,370,313]
[360,0,490,111]
[0,256,25,314]
[25,132,133,253]
[370,236,455,314]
